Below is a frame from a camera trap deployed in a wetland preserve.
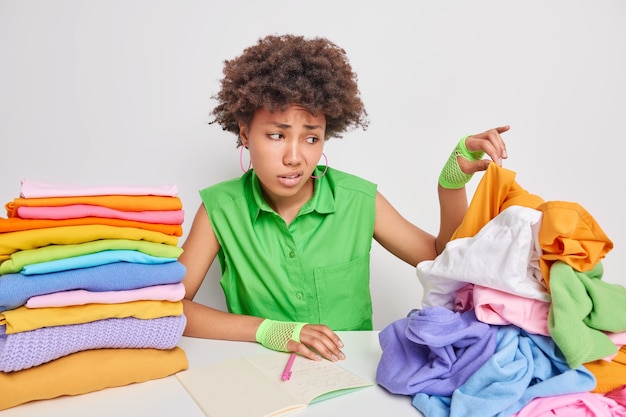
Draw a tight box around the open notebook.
[175,352,373,417]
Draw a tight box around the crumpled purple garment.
[376,306,498,396]
[412,326,597,417]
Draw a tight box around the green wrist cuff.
[455,135,485,161]
[438,135,484,189]
[255,320,307,352]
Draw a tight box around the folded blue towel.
[0,261,186,311]
[21,249,177,275]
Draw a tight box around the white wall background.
[1,0,624,330]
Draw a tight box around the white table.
[0,331,422,417]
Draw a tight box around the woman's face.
[239,104,326,209]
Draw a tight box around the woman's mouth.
[278,173,303,187]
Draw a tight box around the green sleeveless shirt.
[199,166,377,330]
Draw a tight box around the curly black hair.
[210,34,369,146]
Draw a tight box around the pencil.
[281,353,296,381]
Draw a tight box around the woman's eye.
[305,136,319,144]
[268,133,282,140]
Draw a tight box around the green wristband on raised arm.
[255,319,307,352]
[438,135,485,189]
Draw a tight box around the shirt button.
[296,293,303,299]
[288,251,296,258]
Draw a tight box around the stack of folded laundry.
[0,179,189,411]
[376,164,626,417]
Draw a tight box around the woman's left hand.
[460,125,510,174]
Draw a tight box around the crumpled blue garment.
[376,306,498,396]
[412,325,596,417]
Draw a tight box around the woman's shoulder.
[326,167,377,196]
[199,176,241,193]
[198,176,247,209]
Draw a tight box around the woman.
[180,34,508,362]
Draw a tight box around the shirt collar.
[245,168,336,223]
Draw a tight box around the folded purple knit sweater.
[0,314,186,372]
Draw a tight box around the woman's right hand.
[288,324,346,362]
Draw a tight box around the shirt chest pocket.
[313,254,373,331]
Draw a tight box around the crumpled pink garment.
[512,392,626,416]
[606,385,626,408]
[458,284,551,336]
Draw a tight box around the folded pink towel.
[16,205,184,225]
[26,283,185,308]
[20,179,178,198]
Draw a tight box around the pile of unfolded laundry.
[0,179,189,410]
[376,164,626,417]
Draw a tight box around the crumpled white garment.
[417,205,549,309]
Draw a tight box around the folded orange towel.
[0,216,182,236]
[6,195,183,216]
[0,347,188,411]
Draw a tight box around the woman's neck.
[262,180,314,226]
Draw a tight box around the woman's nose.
[283,143,302,166]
